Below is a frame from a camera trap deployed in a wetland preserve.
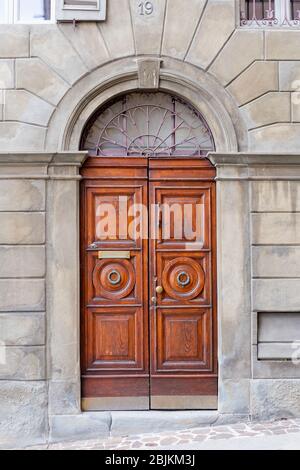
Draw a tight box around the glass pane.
[16,0,51,22]
[0,1,8,23]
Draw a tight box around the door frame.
[45,60,250,418]
[45,151,252,418]
[79,156,218,411]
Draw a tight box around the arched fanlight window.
[81,92,215,157]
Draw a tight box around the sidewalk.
[27,418,300,450]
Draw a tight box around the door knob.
[156,285,164,294]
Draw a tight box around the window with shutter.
[56,0,106,21]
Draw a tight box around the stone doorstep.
[49,411,250,445]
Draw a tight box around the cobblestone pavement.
[27,418,300,450]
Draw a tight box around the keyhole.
[108,270,121,286]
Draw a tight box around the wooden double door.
[81,157,217,411]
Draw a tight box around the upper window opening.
[240,0,300,27]
[81,92,215,158]
[0,0,55,24]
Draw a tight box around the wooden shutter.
[56,0,106,21]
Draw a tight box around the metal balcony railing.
[240,0,300,26]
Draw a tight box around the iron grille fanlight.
[81,93,215,157]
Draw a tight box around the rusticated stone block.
[252,181,300,212]
[4,90,54,127]
[0,313,45,346]
[0,180,45,212]
[0,60,14,89]
[241,92,290,129]
[253,279,300,312]
[266,31,300,60]
[0,246,45,279]
[253,246,300,278]
[0,212,45,244]
[30,25,87,85]
[162,0,206,60]
[0,381,47,448]
[249,124,300,152]
[252,213,300,245]
[99,0,135,58]
[0,122,46,152]
[0,26,29,58]
[59,23,109,71]
[209,30,264,85]
[187,0,235,70]
[279,61,300,91]
[0,279,45,312]
[251,379,300,419]
[228,62,278,106]
[0,346,45,380]
[16,59,70,106]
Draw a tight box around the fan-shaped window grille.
[81,93,215,157]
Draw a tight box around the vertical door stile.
[148,158,218,410]
[80,157,150,411]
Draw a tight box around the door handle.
[151,286,163,304]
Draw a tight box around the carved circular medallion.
[162,257,205,301]
[93,260,135,300]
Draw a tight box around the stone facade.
[1,0,300,448]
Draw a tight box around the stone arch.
[45,57,248,153]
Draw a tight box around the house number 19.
[138,1,154,16]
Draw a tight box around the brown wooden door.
[81,157,217,411]
[149,159,218,409]
[81,158,150,411]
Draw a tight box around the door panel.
[87,251,143,305]
[154,188,211,250]
[81,157,217,411]
[155,308,212,370]
[81,158,149,411]
[85,307,144,369]
[149,159,218,409]
[157,252,211,305]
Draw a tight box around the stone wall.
[212,153,300,421]
[0,1,300,152]
[251,174,300,419]
[0,153,86,447]
[0,155,48,447]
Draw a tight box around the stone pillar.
[46,152,87,417]
[210,155,252,416]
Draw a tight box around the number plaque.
[138,1,154,16]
